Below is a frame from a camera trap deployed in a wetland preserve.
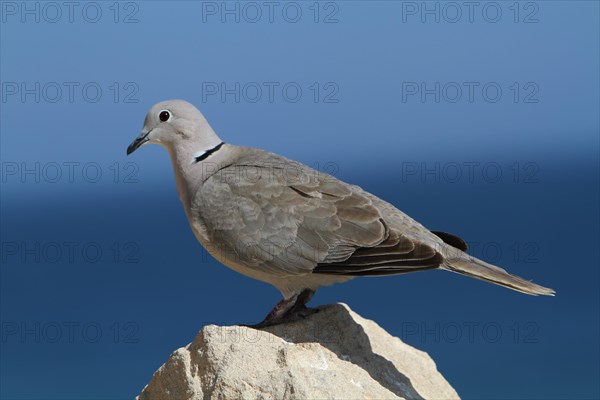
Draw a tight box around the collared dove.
[127,100,554,327]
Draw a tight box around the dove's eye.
[159,110,171,122]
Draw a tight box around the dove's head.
[127,100,221,156]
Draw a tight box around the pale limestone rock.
[137,303,460,400]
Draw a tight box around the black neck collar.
[193,142,225,163]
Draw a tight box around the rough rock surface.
[137,303,459,400]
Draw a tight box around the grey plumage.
[127,100,554,325]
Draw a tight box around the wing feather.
[192,150,444,278]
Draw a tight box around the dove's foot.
[248,289,316,329]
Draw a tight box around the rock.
[137,303,459,400]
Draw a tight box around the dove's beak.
[127,130,152,155]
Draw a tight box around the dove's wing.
[191,149,443,277]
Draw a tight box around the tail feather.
[444,256,555,296]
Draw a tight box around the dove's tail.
[443,256,555,296]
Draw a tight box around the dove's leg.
[251,289,316,328]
